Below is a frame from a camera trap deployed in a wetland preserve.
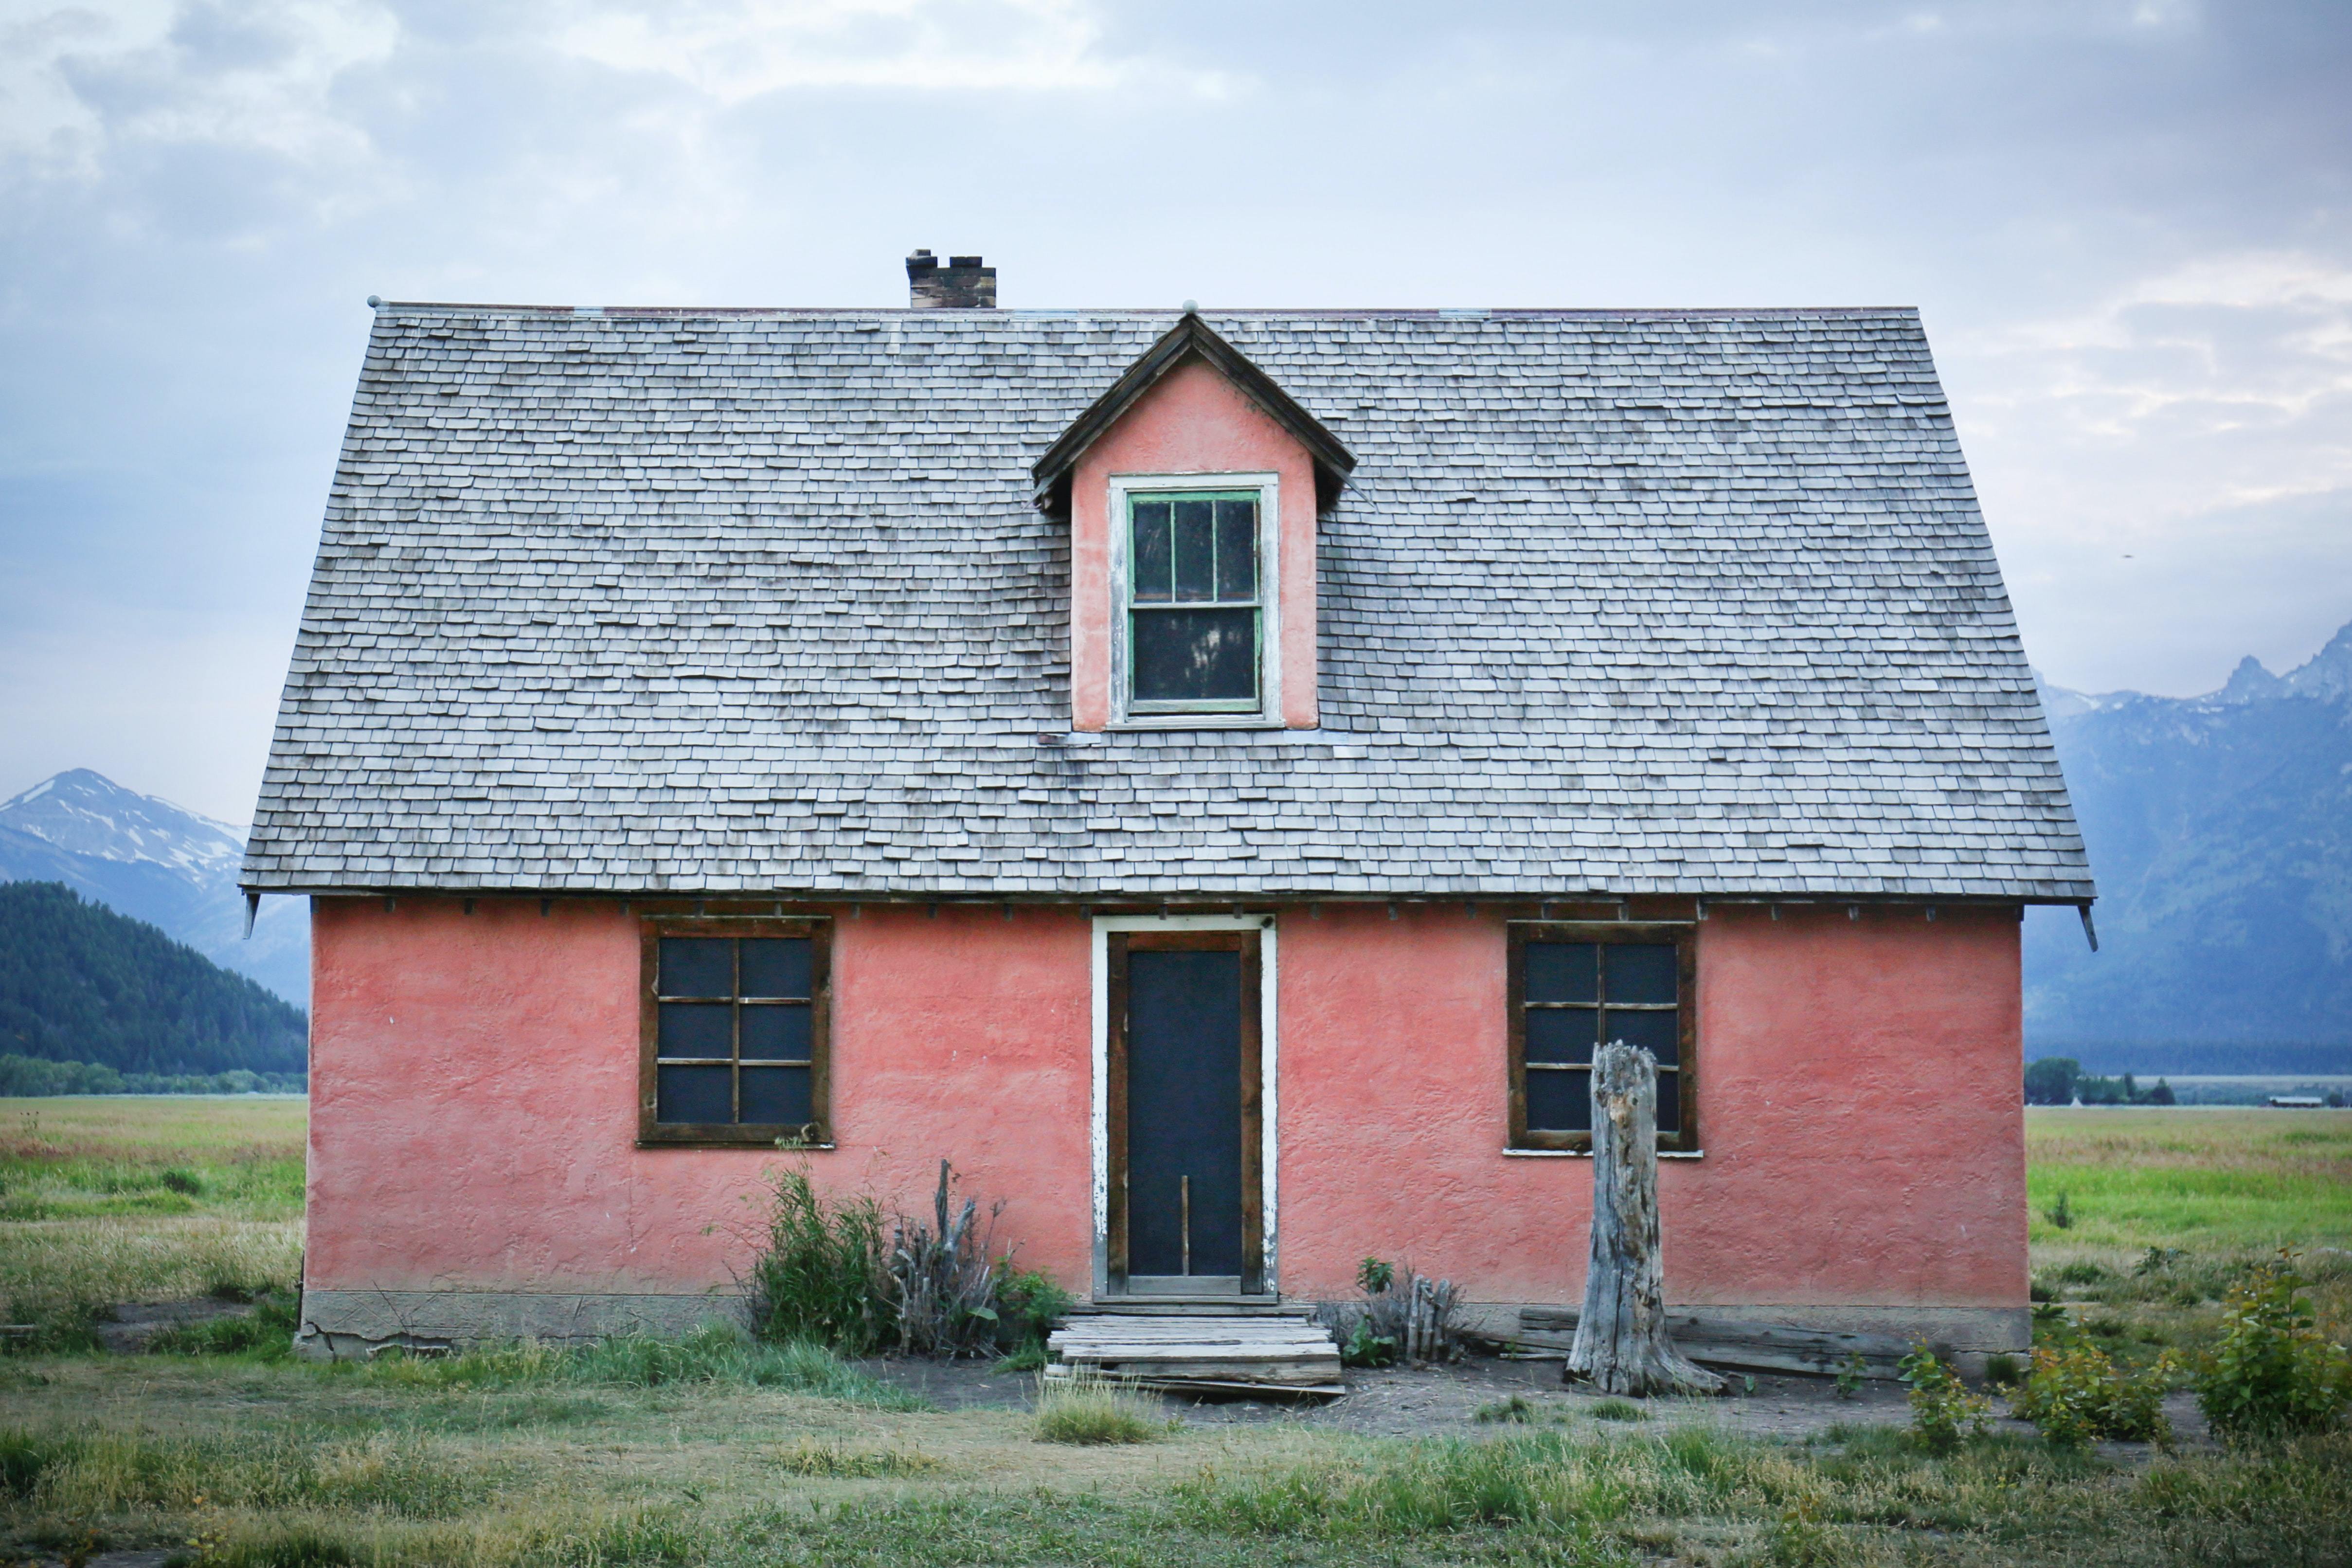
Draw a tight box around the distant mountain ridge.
[0,881,306,1077]
[2027,619,2352,1070]
[0,770,306,1004]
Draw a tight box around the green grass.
[347,1324,931,1410]
[0,1097,305,1344]
[1033,1375,1172,1444]
[5,1097,2352,1566]
[2025,1108,2352,1252]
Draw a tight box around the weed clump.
[1896,1347,1990,1450]
[1034,1375,1171,1444]
[768,1438,944,1478]
[2009,1339,2174,1446]
[2192,1251,2352,1443]
[1475,1393,1539,1424]
[148,1293,299,1359]
[744,1167,892,1355]
[1587,1397,1648,1423]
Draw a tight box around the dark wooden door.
[1107,930,1262,1295]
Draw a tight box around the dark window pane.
[1131,501,1172,602]
[656,1064,733,1124]
[658,1002,734,1058]
[1172,499,1216,600]
[1605,943,1677,1005]
[1214,499,1257,599]
[1525,1006,1598,1065]
[660,937,734,998]
[739,1002,812,1062]
[1131,607,1257,704]
[1657,1069,1681,1135]
[1526,1067,1592,1134]
[1603,1008,1679,1061]
[739,938,811,999]
[1525,942,1597,1004]
[740,1066,813,1127]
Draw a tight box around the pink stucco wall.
[1274,902,2027,1310]
[307,898,2024,1315]
[306,899,1096,1296]
[1068,357,1320,730]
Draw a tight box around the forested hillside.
[0,881,306,1077]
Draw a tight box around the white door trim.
[1091,912,1278,1299]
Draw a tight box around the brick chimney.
[906,249,997,309]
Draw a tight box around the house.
[244,252,2094,1362]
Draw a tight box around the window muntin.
[1508,922,1695,1153]
[640,919,830,1146]
[1126,489,1261,712]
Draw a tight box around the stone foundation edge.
[295,1289,748,1359]
[298,1288,2026,1373]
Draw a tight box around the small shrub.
[1587,1397,1647,1423]
[993,1341,1048,1374]
[993,1268,1073,1355]
[768,1438,943,1477]
[1474,1393,1537,1424]
[158,1168,205,1196]
[743,1167,891,1355]
[2136,1246,2187,1277]
[1314,1256,1461,1365]
[1896,1347,1989,1450]
[1341,1319,1398,1369]
[2010,1341,2174,1446]
[1832,1350,1867,1400]
[2045,1191,2074,1230]
[1984,1353,2025,1389]
[890,1160,1003,1358]
[1035,1375,1171,1444]
[2193,1252,2352,1443]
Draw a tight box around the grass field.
[0,1097,2347,1567]
[0,1097,305,1337]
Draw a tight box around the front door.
[1107,930,1262,1295]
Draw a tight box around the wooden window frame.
[1104,929,1265,1295]
[638,916,832,1148]
[1506,921,1697,1154]
[1105,471,1284,730]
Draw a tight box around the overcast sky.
[2,0,2348,823]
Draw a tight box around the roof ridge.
[366,302,1923,320]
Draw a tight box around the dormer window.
[1034,313,1355,733]
[1126,487,1265,714]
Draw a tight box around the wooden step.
[1048,1313,1343,1396]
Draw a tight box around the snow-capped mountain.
[2026,619,2352,1070]
[0,770,307,1005]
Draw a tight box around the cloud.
[550,0,1229,101]
[0,0,398,180]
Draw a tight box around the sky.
[1,0,2348,824]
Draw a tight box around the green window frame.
[1506,922,1697,1153]
[1124,488,1263,715]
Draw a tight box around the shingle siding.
[241,305,2093,901]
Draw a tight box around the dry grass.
[1033,1374,1175,1444]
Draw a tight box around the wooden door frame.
[1093,913,1276,1299]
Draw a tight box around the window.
[1507,923,1695,1153]
[1117,484,1270,718]
[639,919,830,1146]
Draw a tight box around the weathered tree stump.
[1566,1042,1725,1397]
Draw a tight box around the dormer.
[1034,314,1354,732]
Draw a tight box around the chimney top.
[907,249,996,309]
